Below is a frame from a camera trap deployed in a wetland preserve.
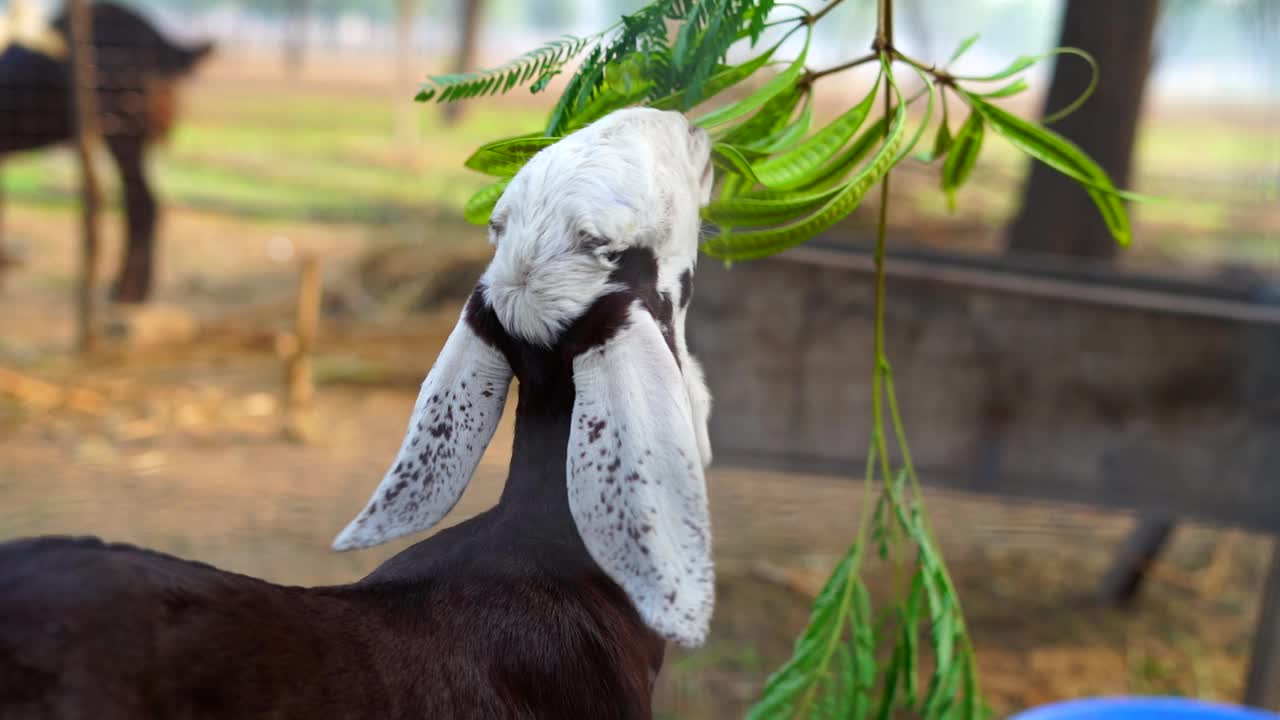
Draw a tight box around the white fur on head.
[484,108,712,350]
[336,107,717,644]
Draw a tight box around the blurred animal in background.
[0,108,716,719]
[0,0,212,302]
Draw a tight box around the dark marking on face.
[678,268,693,309]
[553,246,682,366]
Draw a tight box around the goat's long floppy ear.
[333,306,511,551]
[568,301,713,647]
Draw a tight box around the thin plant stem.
[810,0,846,24]
[806,52,879,82]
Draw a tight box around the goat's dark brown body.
[0,519,662,719]
[0,1,212,302]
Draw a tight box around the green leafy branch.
[415,34,600,103]
[427,0,1141,717]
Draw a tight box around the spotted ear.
[567,301,713,647]
[333,305,511,551]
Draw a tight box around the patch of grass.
[1134,197,1229,233]
[0,85,547,224]
[1138,118,1274,173]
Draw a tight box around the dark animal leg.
[1096,514,1176,606]
[106,136,156,303]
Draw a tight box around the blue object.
[1010,698,1280,720]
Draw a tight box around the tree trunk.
[67,0,102,352]
[441,0,484,126]
[1006,0,1160,259]
[283,0,310,78]
[394,0,418,146]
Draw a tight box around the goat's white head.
[334,108,716,647]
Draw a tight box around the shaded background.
[0,0,1276,717]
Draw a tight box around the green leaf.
[464,136,559,177]
[797,114,888,191]
[923,648,963,718]
[747,550,858,720]
[941,111,984,211]
[463,177,511,224]
[917,121,952,164]
[853,692,871,720]
[702,185,842,226]
[529,71,559,94]
[874,644,902,720]
[968,95,1130,246]
[417,34,597,103]
[710,144,766,186]
[946,34,980,66]
[835,641,869,720]
[672,0,715,76]
[682,0,735,105]
[794,84,929,191]
[651,37,780,111]
[932,605,956,672]
[893,66,938,164]
[961,658,980,720]
[953,47,1098,123]
[564,78,653,132]
[742,94,813,154]
[717,84,806,146]
[695,28,810,128]
[975,77,1029,98]
[546,45,604,134]
[953,53,1037,82]
[702,67,908,260]
[752,73,882,190]
[718,172,746,201]
[903,611,920,706]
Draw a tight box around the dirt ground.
[0,199,1273,719]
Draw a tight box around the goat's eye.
[578,230,609,251]
[489,219,506,237]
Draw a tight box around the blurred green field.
[0,71,1274,266]
[1,78,546,223]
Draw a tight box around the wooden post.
[67,0,102,353]
[1246,540,1280,710]
[284,254,321,438]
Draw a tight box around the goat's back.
[0,536,395,719]
[0,535,663,719]
[50,3,213,79]
[0,45,71,153]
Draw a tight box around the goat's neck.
[494,365,585,551]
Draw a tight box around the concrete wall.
[688,246,1280,534]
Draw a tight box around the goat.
[0,107,717,719]
[0,1,213,302]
